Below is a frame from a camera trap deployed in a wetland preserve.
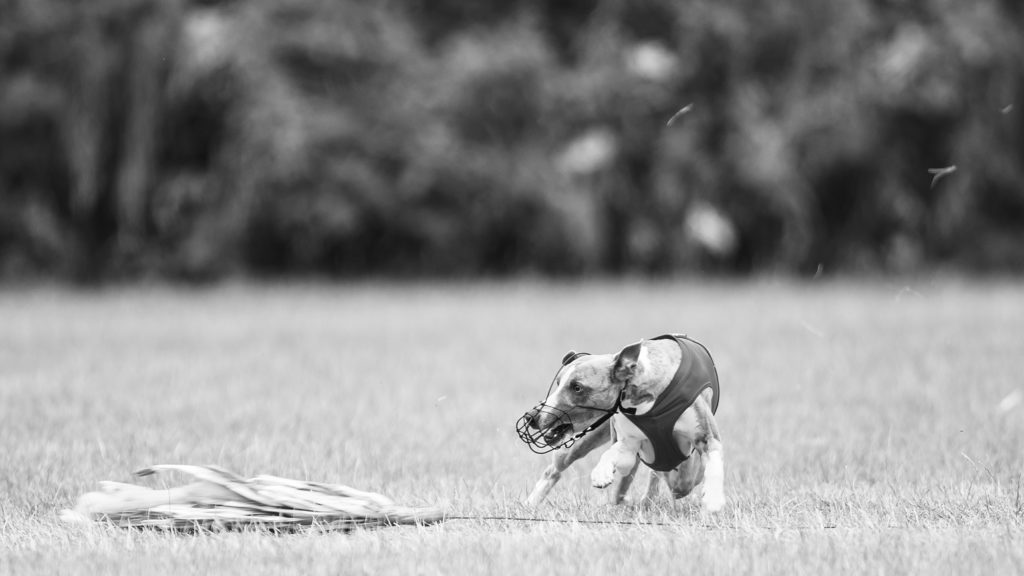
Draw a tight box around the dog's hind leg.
[665,392,722,509]
[693,393,725,512]
[525,419,611,506]
[666,449,705,499]
[701,436,724,512]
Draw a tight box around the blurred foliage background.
[1,0,1022,281]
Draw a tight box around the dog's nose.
[525,408,541,430]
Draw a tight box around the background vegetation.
[2,0,1023,281]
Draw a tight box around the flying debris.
[666,103,694,126]
[997,390,1022,414]
[928,165,957,189]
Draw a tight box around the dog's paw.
[590,463,615,489]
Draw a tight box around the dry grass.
[1,279,1022,575]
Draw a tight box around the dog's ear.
[562,350,588,365]
[612,340,644,382]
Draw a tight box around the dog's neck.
[618,340,683,416]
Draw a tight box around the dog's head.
[516,341,646,452]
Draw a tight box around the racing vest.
[621,334,720,472]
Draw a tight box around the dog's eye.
[571,382,583,394]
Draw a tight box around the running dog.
[516,335,724,511]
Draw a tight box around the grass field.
[1,280,1022,575]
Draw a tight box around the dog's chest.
[611,414,656,463]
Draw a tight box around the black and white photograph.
[1,0,1023,574]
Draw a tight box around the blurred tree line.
[1,0,1022,281]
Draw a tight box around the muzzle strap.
[569,402,618,438]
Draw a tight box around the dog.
[517,334,724,511]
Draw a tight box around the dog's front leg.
[590,439,641,490]
[606,458,639,505]
[526,419,611,506]
[641,469,662,503]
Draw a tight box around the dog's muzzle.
[516,404,578,454]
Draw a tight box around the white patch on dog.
[590,455,617,488]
